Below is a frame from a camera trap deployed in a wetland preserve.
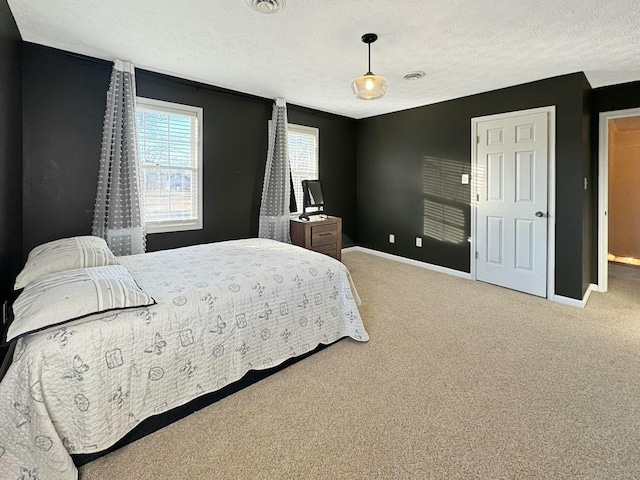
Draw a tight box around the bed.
[0,237,368,479]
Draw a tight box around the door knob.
[535,211,544,218]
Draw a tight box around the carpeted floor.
[79,252,640,479]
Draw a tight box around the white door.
[475,111,549,297]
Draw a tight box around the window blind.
[135,97,203,233]
[288,124,319,212]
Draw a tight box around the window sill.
[145,221,203,234]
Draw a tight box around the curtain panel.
[259,98,292,243]
[92,59,146,256]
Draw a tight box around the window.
[136,98,203,233]
[287,124,319,212]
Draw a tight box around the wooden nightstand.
[290,216,342,261]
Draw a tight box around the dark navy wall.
[590,80,640,283]
[287,106,357,244]
[357,73,592,300]
[581,75,593,295]
[21,43,357,255]
[0,0,23,303]
[16,38,598,301]
[592,80,640,113]
[22,46,111,255]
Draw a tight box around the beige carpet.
[79,252,640,479]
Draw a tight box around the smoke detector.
[247,0,285,14]
[403,71,426,81]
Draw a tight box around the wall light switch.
[389,234,395,244]
[461,174,470,185]
[416,237,422,247]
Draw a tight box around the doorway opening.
[598,108,640,292]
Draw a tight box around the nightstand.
[290,216,342,261]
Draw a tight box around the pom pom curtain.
[259,98,292,243]
[92,60,146,256]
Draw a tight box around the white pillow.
[14,236,118,290]
[7,265,155,342]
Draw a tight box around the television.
[300,179,325,220]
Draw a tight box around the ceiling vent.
[403,71,426,81]
[247,0,285,14]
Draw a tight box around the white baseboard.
[342,246,472,280]
[344,246,595,308]
[552,283,597,308]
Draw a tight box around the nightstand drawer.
[311,224,338,246]
[311,243,338,258]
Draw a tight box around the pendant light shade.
[351,33,388,100]
[351,73,388,100]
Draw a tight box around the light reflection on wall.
[422,156,470,244]
[422,157,468,202]
[607,253,640,267]
[423,199,466,243]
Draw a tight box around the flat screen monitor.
[300,180,325,219]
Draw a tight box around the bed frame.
[2,293,337,467]
[0,292,20,381]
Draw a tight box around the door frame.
[597,107,640,292]
[470,106,556,300]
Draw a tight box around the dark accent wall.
[18,40,598,300]
[134,69,272,252]
[22,45,111,254]
[357,73,592,300]
[581,76,593,295]
[21,43,357,255]
[592,80,640,113]
[0,0,23,303]
[288,106,357,239]
[590,79,640,283]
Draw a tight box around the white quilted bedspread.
[0,239,368,479]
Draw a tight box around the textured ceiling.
[8,0,640,119]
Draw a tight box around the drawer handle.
[318,232,333,237]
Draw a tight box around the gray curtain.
[259,98,292,243]
[92,59,146,256]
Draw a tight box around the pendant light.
[351,33,388,100]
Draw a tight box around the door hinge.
[475,251,478,259]
[477,135,480,144]
[476,194,480,202]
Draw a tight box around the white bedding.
[0,239,368,479]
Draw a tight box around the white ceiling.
[8,0,640,119]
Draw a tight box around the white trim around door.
[470,106,556,300]
[597,107,640,292]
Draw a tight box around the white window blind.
[288,124,319,212]
[136,97,203,233]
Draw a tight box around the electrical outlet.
[416,237,422,247]
[389,234,395,244]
